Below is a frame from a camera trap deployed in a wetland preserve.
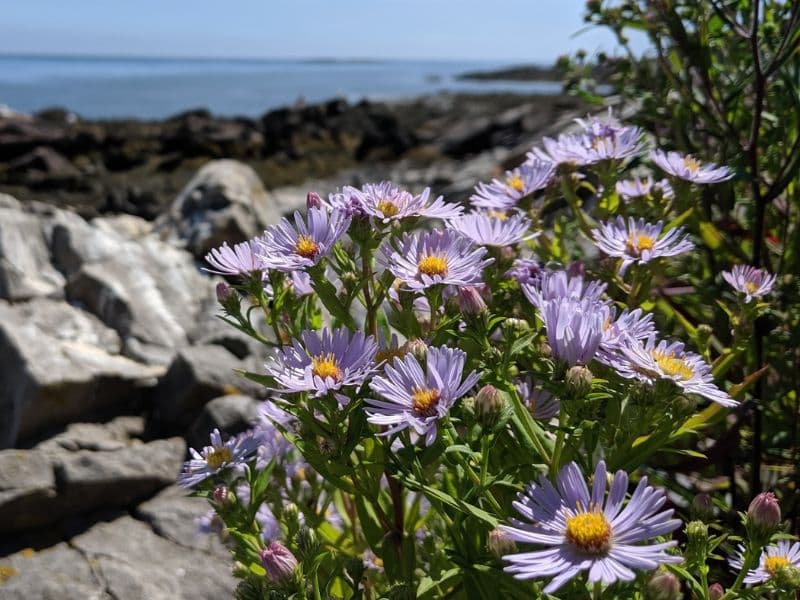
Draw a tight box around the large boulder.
[187,394,261,448]
[0,195,65,301]
[158,159,277,258]
[0,299,162,446]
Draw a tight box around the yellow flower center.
[377,199,400,218]
[507,175,525,193]
[765,555,791,576]
[311,353,343,382]
[564,510,612,554]
[487,209,509,221]
[412,387,441,416]
[205,446,233,470]
[684,156,701,172]
[744,281,759,294]
[295,235,320,259]
[626,233,656,255]
[653,351,694,380]
[418,255,448,277]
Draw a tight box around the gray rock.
[34,416,146,453]
[71,515,236,600]
[153,345,262,430]
[0,199,66,301]
[0,299,162,446]
[55,437,186,511]
[0,543,108,599]
[135,485,229,556]
[160,159,276,258]
[188,395,260,448]
[0,449,57,532]
[50,208,216,364]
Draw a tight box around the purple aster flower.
[204,239,264,276]
[260,541,298,582]
[730,540,800,585]
[328,181,461,223]
[378,229,493,292]
[722,265,777,303]
[506,257,542,285]
[264,327,379,402]
[540,298,607,366]
[364,345,480,446]
[516,377,559,420]
[522,270,608,313]
[532,114,646,165]
[592,217,694,276]
[501,461,681,593]
[616,177,674,201]
[178,428,259,488]
[651,149,733,184]
[251,401,295,470]
[614,336,737,407]
[599,307,656,361]
[448,210,538,247]
[256,206,351,272]
[470,160,555,210]
[195,509,225,536]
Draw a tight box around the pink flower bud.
[747,491,781,532]
[457,285,487,315]
[306,191,323,209]
[708,583,724,600]
[259,541,298,581]
[645,571,680,600]
[212,485,230,504]
[487,527,517,560]
[216,282,231,302]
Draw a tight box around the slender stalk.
[551,408,569,475]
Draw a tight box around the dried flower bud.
[475,385,504,427]
[708,583,724,600]
[645,571,681,600]
[690,493,714,521]
[747,491,781,536]
[306,191,323,209]
[405,338,428,363]
[488,527,517,561]
[259,541,298,582]
[457,286,487,315]
[565,365,593,397]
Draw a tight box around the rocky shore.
[0,90,586,598]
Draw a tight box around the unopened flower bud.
[504,318,530,332]
[212,485,232,505]
[282,503,299,524]
[259,541,298,582]
[405,338,428,362]
[690,493,714,521]
[475,385,504,427]
[457,286,487,315]
[488,527,517,560]
[565,365,593,397]
[295,525,320,560]
[708,583,724,600]
[216,282,231,302]
[772,564,800,590]
[499,245,517,262]
[747,491,781,536]
[538,341,552,358]
[645,571,681,600]
[306,191,323,209]
[685,520,708,565]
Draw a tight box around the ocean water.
[0,55,561,120]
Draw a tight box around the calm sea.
[0,55,561,120]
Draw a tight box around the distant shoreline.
[457,63,561,82]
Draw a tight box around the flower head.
[532,114,646,165]
[328,181,461,223]
[365,345,480,445]
[379,229,493,292]
[204,239,264,276]
[501,461,681,593]
[722,265,777,303]
[178,428,258,488]
[264,327,379,402]
[448,210,538,247]
[615,336,737,407]
[516,377,559,420]
[598,307,656,366]
[651,150,733,184]
[732,540,800,585]
[470,160,554,210]
[540,298,607,366]
[506,257,542,285]
[616,177,674,201]
[257,206,351,272]
[522,269,608,313]
[260,541,298,581]
[592,217,694,275]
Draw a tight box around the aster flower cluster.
[178,109,784,599]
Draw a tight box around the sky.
[0,0,647,63]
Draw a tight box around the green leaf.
[417,568,461,599]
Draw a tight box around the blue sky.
[0,0,646,62]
